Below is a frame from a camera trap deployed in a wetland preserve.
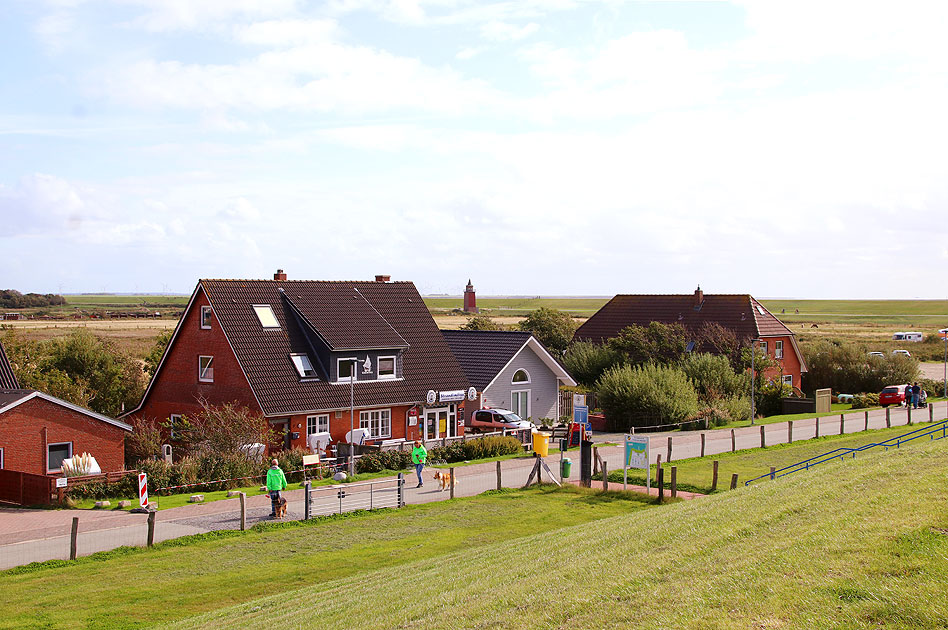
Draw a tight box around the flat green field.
[169,436,948,629]
[423,296,609,316]
[65,294,189,308]
[760,299,948,327]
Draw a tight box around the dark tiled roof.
[201,280,469,416]
[0,389,31,408]
[574,293,794,342]
[442,330,532,391]
[0,341,18,389]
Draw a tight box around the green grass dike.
[163,437,948,630]
[0,486,653,630]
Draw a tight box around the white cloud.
[480,21,539,42]
[121,0,301,32]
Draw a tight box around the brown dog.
[275,496,287,519]
[432,470,457,491]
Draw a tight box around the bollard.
[700,433,706,458]
[788,420,793,443]
[930,405,934,423]
[602,461,609,491]
[711,460,719,491]
[840,413,845,435]
[671,466,677,498]
[496,460,502,491]
[886,408,891,428]
[816,417,821,438]
[303,483,310,521]
[730,473,739,490]
[770,466,776,481]
[760,424,766,448]
[667,436,673,462]
[147,510,156,547]
[70,517,79,561]
[449,467,455,499]
[864,411,869,431]
[907,406,912,426]
[730,429,736,452]
[657,466,665,503]
[240,492,247,530]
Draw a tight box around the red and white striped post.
[138,473,149,509]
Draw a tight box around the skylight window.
[290,354,318,379]
[253,305,280,328]
[756,305,767,316]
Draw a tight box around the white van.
[892,332,923,342]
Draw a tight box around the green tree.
[144,329,173,377]
[680,352,747,403]
[562,341,619,387]
[607,322,689,366]
[459,315,505,331]
[517,308,577,353]
[596,363,699,429]
[176,400,275,457]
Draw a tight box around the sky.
[1,1,947,298]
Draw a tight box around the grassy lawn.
[720,403,862,429]
[0,487,652,630]
[165,437,948,630]
[610,420,948,494]
[72,470,408,511]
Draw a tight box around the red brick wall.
[0,397,127,476]
[132,287,261,430]
[284,405,418,452]
[760,335,803,389]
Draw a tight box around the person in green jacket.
[266,459,287,517]
[411,440,427,488]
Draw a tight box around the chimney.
[274,269,287,281]
[693,284,703,307]
[375,274,391,282]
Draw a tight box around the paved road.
[2,401,945,570]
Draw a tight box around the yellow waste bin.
[532,432,550,458]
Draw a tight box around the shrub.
[851,393,880,409]
[356,449,413,474]
[722,395,751,422]
[562,342,619,387]
[680,353,747,402]
[755,380,791,417]
[596,363,699,429]
[275,447,309,483]
[424,436,523,465]
[919,378,947,398]
[802,340,919,395]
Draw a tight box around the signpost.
[138,472,149,509]
[623,434,650,492]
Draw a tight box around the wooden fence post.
[816,417,821,438]
[864,411,869,431]
[593,446,599,476]
[730,473,739,490]
[147,510,156,547]
[907,406,912,426]
[700,433,706,458]
[770,466,776,481]
[602,461,609,491]
[671,466,677,498]
[886,408,891,428]
[449,467,455,499]
[930,405,934,423]
[730,429,736,452]
[760,425,766,448]
[667,436,673,462]
[840,413,845,435]
[70,517,79,561]
[657,466,664,503]
[788,420,793,443]
[239,492,246,531]
[711,460,719,491]
[496,460,502,490]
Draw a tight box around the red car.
[879,385,908,408]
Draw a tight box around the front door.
[269,419,291,452]
[424,410,438,441]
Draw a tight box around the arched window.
[512,369,530,384]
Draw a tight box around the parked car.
[879,385,908,408]
[867,351,885,359]
[892,349,912,358]
[467,408,536,433]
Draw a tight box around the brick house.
[124,272,471,452]
[443,330,576,422]
[574,287,807,389]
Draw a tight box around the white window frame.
[377,355,396,380]
[775,340,784,359]
[760,341,768,355]
[307,414,330,435]
[337,357,356,383]
[0,447,4,469]
[252,304,280,328]
[359,409,391,440]
[511,368,531,384]
[290,353,318,379]
[511,390,531,421]
[782,374,793,387]
[169,414,182,440]
[198,355,214,382]
[200,305,213,329]
[47,441,73,473]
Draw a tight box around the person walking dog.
[411,440,427,488]
[266,458,287,517]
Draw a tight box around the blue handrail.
[745,418,948,486]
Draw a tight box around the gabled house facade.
[125,272,471,451]
[442,330,577,423]
[574,287,807,389]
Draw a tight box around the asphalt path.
[2,401,945,570]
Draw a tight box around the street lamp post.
[750,338,761,426]
[349,358,357,477]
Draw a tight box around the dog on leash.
[275,496,287,519]
[432,470,458,491]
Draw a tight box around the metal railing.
[745,418,948,486]
[303,474,405,518]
